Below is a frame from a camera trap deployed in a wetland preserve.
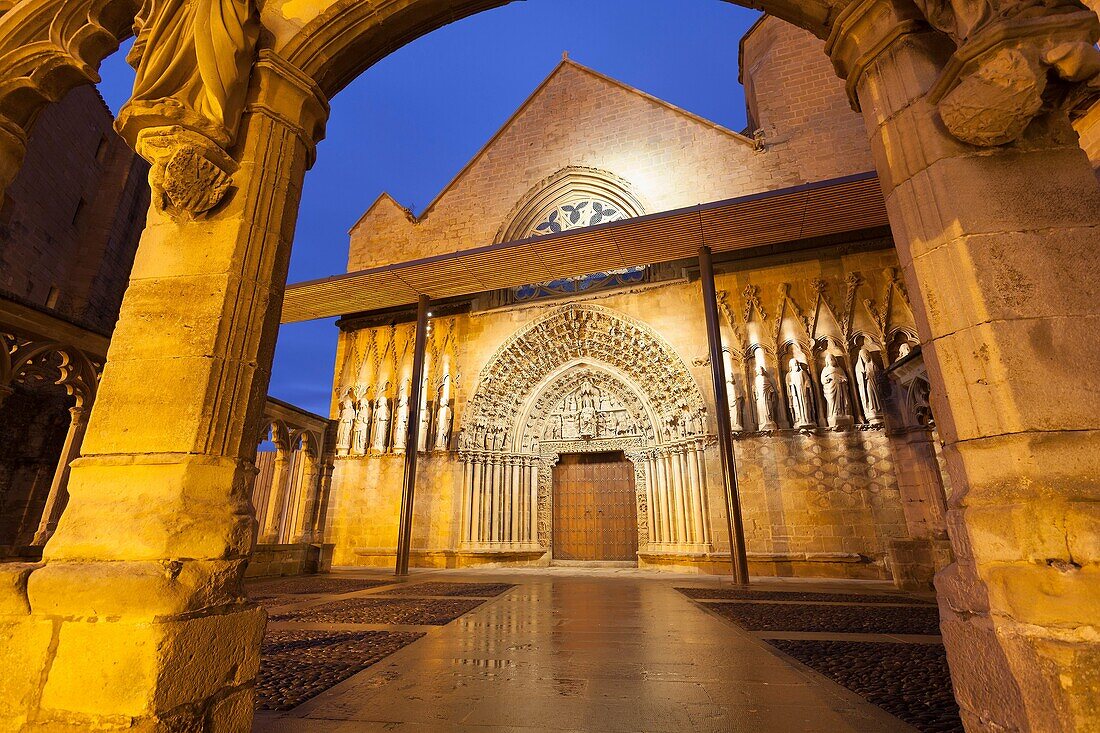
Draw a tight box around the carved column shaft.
[32,404,90,546]
[828,1,1100,729]
[260,454,292,543]
[291,453,320,543]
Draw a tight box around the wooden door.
[552,452,638,561]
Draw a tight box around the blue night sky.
[95,0,761,417]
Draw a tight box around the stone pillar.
[32,404,90,546]
[311,461,335,542]
[0,54,328,730]
[260,452,292,543]
[528,458,539,546]
[291,452,320,543]
[460,457,474,544]
[829,2,1100,729]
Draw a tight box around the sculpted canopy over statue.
[117,0,259,215]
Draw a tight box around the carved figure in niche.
[336,397,355,455]
[820,354,853,429]
[726,373,744,432]
[550,418,562,440]
[530,436,540,455]
[371,389,391,454]
[753,366,779,431]
[897,342,912,361]
[786,358,816,429]
[562,412,578,440]
[393,382,411,454]
[855,344,883,423]
[434,376,453,451]
[117,0,259,215]
[352,398,371,456]
[417,380,431,453]
[576,380,599,439]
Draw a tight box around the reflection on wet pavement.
[254,569,918,732]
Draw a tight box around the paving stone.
[768,639,963,733]
[706,601,942,635]
[257,630,423,711]
[270,597,486,625]
[382,582,516,597]
[250,577,394,597]
[676,587,934,605]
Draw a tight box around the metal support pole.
[396,294,430,576]
[698,246,750,584]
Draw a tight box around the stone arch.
[460,303,706,452]
[514,359,658,452]
[495,166,649,244]
[274,0,838,99]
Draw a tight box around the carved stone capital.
[927,7,1100,145]
[826,0,934,111]
[248,51,331,169]
[133,126,237,218]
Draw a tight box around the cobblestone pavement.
[269,597,487,625]
[707,600,942,635]
[382,582,516,597]
[676,586,935,605]
[770,640,962,733]
[681,582,960,733]
[257,630,424,711]
[251,577,396,597]
[254,569,915,732]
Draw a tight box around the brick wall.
[0,85,149,335]
[0,85,149,554]
[348,28,874,272]
[740,16,875,183]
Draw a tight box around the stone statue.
[753,366,779,431]
[336,397,355,455]
[392,382,410,454]
[116,0,259,214]
[726,373,744,433]
[855,346,883,423]
[530,436,540,455]
[371,390,391,454]
[417,383,431,453]
[434,399,453,452]
[351,398,370,456]
[786,358,816,429]
[576,381,598,438]
[820,354,853,429]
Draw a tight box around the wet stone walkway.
[253,569,934,732]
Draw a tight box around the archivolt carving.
[460,304,705,452]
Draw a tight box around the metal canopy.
[280,172,888,323]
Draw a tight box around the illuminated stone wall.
[347,30,871,272]
[326,243,933,579]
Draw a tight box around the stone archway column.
[260,452,292,543]
[0,53,328,730]
[829,2,1100,730]
[31,404,90,546]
